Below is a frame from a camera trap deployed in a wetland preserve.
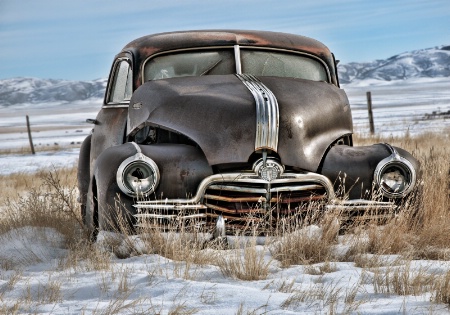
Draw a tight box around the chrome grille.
[134,172,335,235]
[203,180,327,233]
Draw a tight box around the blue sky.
[1,0,449,80]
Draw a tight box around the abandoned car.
[78,30,419,239]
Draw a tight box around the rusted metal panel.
[128,74,352,171]
[89,107,128,176]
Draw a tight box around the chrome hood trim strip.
[235,74,279,152]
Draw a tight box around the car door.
[89,53,133,174]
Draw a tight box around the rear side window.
[109,60,132,103]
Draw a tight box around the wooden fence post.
[26,115,35,155]
[366,91,375,135]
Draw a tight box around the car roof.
[120,30,338,86]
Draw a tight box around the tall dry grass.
[0,167,81,237]
[352,132,450,259]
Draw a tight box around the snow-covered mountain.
[0,77,107,106]
[1,44,449,106]
[338,45,450,83]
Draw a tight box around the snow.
[0,149,80,175]
[1,227,450,314]
[343,77,450,137]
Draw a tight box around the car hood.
[128,74,352,171]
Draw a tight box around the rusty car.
[78,30,419,240]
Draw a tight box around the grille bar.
[270,184,323,193]
[208,184,267,194]
[204,194,266,203]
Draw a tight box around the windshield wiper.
[200,59,222,76]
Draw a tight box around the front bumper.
[134,171,396,234]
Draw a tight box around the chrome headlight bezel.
[116,152,160,197]
[374,145,416,199]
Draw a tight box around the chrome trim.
[213,215,226,239]
[326,199,396,212]
[135,171,335,210]
[130,141,142,154]
[105,57,132,106]
[116,152,160,197]
[135,213,206,220]
[236,74,279,152]
[270,184,323,193]
[374,144,417,198]
[207,184,267,194]
[234,45,242,74]
[102,105,129,109]
[134,204,207,210]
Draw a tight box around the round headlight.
[374,146,416,199]
[117,153,160,197]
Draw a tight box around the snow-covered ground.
[345,77,450,137]
[0,99,101,174]
[0,98,101,151]
[1,77,450,314]
[1,227,450,314]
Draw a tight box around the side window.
[109,59,132,103]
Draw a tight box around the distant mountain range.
[0,78,106,106]
[338,45,450,83]
[1,45,449,106]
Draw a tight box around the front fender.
[321,144,419,200]
[92,142,213,231]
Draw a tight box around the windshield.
[145,50,235,80]
[144,48,328,82]
[241,50,327,81]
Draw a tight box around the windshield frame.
[141,45,331,83]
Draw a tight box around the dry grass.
[370,261,436,296]
[433,270,450,305]
[0,167,77,206]
[353,132,450,259]
[270,211,340,267]
[0,167,83,241]
[216,239,272,281]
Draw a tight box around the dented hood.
[128,74,352,171]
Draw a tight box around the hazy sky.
[1,0,449,80]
